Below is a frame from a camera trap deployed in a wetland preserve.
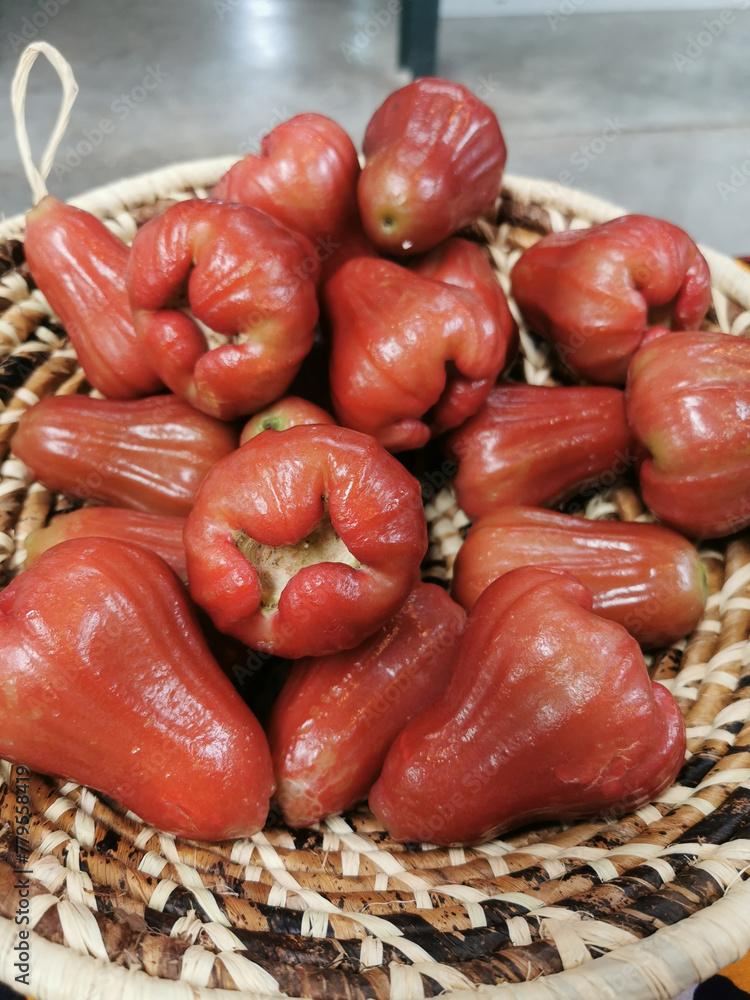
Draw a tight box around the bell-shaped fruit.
[268,582,466,826]
[451,505,706,649]
[184,425,428,658]
[510,215,711,384]
[0,538,274,840]
[24,507,187,581]
[213,112,372,282]
[24,195,162,399]
[326,240,515,452]
[448,383,633,518]
[127,199,320,420]
[359,77,506,255]
[370,567,685,845]
[13,394,238,517]
[626,328,750,539]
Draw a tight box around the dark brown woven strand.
[0,186,748,999]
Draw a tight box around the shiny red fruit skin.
[13,394,238,517]
[412,237,518,424]
[184,424,428,658]
[451,506,706,649]
[214,115,360,248]
[24,195,162,399]
[326,241,515,452]
[626,328,750,539]
[268,582,466,827]
[359,77,506,255]
[0,538,274,840]
[127,199,320,420]
[240,395,336,445]
[510,215,711,384]
[370,567,686,846]
[24,507,187,581]
[448,383,634,518]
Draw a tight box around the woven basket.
[2,47,750,1000]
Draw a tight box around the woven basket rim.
[1,158,749,1000]
[0,155,238,239]
[501,175,750,312]
[3,160,750,312]
[3,881,750,999]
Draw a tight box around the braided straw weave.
[1,48,750,1000]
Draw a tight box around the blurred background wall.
[1,0,748,255]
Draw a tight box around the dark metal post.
[399,0,440,78]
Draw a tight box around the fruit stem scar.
[232,498,361,613]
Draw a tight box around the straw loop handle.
[11,42,79,205]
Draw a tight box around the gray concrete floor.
[1,0,749,256]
